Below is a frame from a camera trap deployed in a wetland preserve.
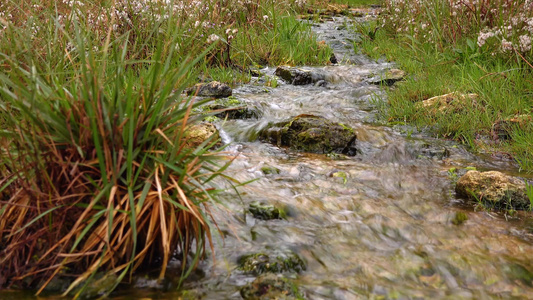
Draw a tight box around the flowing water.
[7,12,533,300]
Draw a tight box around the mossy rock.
[238,251,306,275]
[186,81,232,98]
[249,201,285,220]
[196,97,262,120]
[240,274,304,300]
[183,123,221,149]
[261,166,281,175]
[259,115,357,156]
[456,170,530,210]
[274,66,325,85]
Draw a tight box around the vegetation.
[353,0,533,171]
[0,0,336,297]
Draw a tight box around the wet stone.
[186,81,232,98]
[238,251,306,275]
[416,143,450,160]
[329,53,338,64]
[261,166,281,175]
[456,170,531,210]
[205,97,263,120]
[259,115,357,156]
[274,66,325,85]
[240,274,302,300]
[249,201,284,220]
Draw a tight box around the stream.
[7,11,533,300]
[119,11,533,300]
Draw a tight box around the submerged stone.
[505,262,533,287]
[274,66,325,85]
[259,115,357,156]
[451,212,468,225]
[186,81,232,98]
[456,170,531,210]
[367,68,406,86]
[416,143,450,160]
[240,274,302,300]
[249,201,284,220]
[238,251,306,275]
[261,165,281,175]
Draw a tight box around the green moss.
[203,116,221,122]
[238,251,306,275]
[451,212,468,225]
[216,96,241,106]
[506,263,533,287]
[331,171,348,184]
[240,274,305,300]
[261,166,281,175]
[249,201,285,220]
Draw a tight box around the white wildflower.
[519,35,531,52]
[207,34,220,43]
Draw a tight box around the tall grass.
[382,0,533,59]
[0,2,238,298]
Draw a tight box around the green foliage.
[526,181,533,211]
[233,15,333,66]
[0,7,235,297]
[353,7,533,171]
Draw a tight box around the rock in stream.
[456,170,531,209]
[259,115,357,155]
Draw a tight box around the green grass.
[354,13,533,171]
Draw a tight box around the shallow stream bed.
[7,12,533,300]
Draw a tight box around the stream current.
[123,13,533,300]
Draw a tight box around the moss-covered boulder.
[415,92,479,116]
[186,81,232,98]
[259,115,357,156]
[238,251,306,275]
[207,97,262,120]
[456,170,531,210]
[183,123,221,149]
[274,66,325,85]
[249,201,285,220]
[240,274,303,300]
